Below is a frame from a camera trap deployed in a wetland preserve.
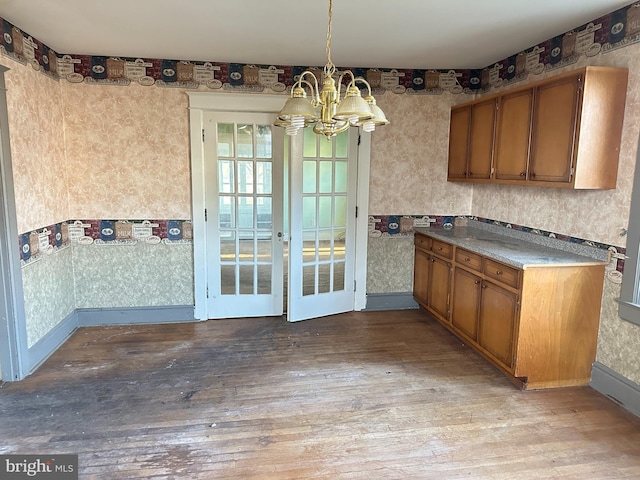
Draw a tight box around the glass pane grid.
[217,121,274,297]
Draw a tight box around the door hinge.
[202,129,205,142]
[358,134,361,145]
[355,206,358,218]
[204,208,207,221]
[354,280,357,291]
[206,286,209,298]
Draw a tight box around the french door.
[189,93,368,321]
[203,111,284,318]
[287,128,358,322]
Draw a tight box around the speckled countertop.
[414,221,609,269]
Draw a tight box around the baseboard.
[365,292,419,311]
[591,361,640,418]
[28,310,79,373]
[77,305,196,326]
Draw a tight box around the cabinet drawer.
[455,248,482,272]
[484,259,521,289]
[414,234,431,252]
[431,239,453,259]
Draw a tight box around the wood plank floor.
[1,309,640,479]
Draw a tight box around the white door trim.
[187,92,369,320]
[0,65,28,381]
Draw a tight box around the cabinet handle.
[474,280,480,285]
[496,270,502,275]
[431,258,435,263]
[437,247,443,251]
[481,283,487,289]
[465,257,471,262]
[530,172,536,178]
[520,172,526,177]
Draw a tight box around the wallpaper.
[368,92,474,215]
[0,56,69,234]
[3,2,640,384]
[72,242,193,309]
[61,81,192,220]
[21,246,75,348]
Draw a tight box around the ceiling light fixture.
[274,0,389,138]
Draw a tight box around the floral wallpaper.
[3,2,640,384]
[21,246,75,348]
[61,81,192,220]
[0,56,69,234]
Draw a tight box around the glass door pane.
[288,129,357,322]
[205,112,284,318]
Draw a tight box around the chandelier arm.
[336,70,357,102]
[356,77,373,97]
[298,71,322,104]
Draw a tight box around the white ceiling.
[0,0,633,70]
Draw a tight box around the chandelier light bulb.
[362,121,376,132]
[290,115,305,128]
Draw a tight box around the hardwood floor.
[1,309,640,479]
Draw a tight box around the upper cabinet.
[447,66,628,189]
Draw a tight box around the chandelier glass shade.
[274,0,389,138]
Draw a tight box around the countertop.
[413,223,609,269]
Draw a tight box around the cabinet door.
[529,75,581,183]
[478,281,519,370]
[448,106,471,180]
[428,255,451,322]
[494,89,533,181]
[451,267,481,341]
[468,99,496,179]
[413,248,430,306]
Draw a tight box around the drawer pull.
[437,247,443,251]
[496,270,502,275]
[465,257,471,262]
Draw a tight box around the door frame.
[0,65,29,381]
[187,92,370,320]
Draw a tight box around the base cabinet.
[413,232,605,390]
[413,236,452,324]
[478,281,518,370]
[451,267,481,341]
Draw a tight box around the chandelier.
[274,0,389,138]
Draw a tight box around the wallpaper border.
[368,214,626,274]
[1,3,639,95]
[19,219,192,268]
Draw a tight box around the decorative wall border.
[369,214,626,274]
[1,3,639,95]
[18,219,193,267]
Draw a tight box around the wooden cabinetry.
[468,98,497,180]
[494,89,533,181]
[451,267,481,341]
[413,236,452,324]
[447,99,497,180]
[413,231,606,390]
[447,106,470,180]
[447,66,628,189]
[478,280,519,370]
